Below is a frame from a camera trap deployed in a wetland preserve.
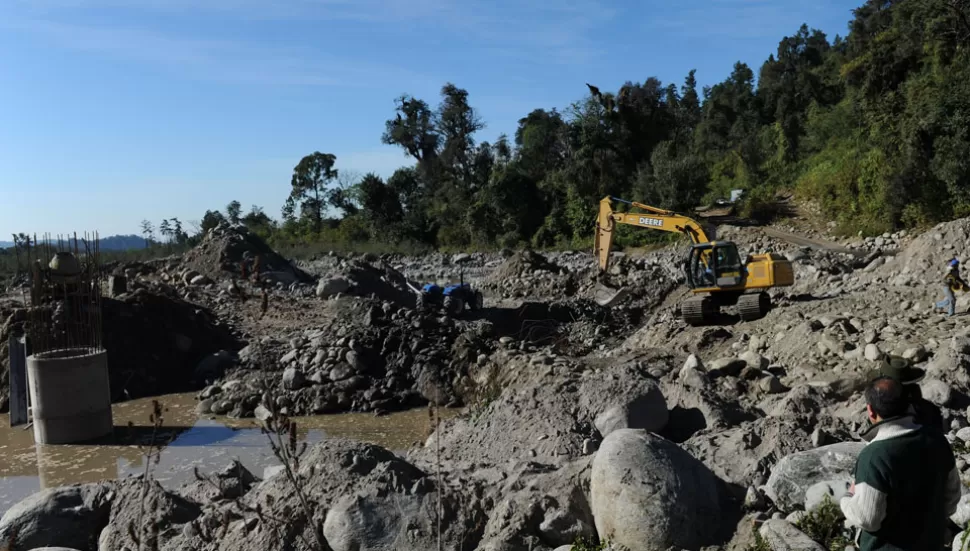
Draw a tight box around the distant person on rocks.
[841,376,960,550]
[870,355,944,433]
[935,258,967,317]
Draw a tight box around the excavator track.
[681,296,716,326]
[738,292,771,322]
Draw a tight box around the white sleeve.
[840,483,888,532]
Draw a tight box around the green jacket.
[840,416,961,551]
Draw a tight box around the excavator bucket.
[593,282,630,307]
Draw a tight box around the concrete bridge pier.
[27,348,113,445]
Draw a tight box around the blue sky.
[0,0,857,237]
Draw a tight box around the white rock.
[758,519,826,551]
[865,344,884,362]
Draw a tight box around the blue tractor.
[416,276,484,317]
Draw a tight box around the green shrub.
[794,495,853,551]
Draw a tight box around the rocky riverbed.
[6,216,970,550]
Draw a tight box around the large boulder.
[0,483,116,551]
[590,429,728,551]
[317,277,351,298]
[476,458,595,550]
[582,368,668,438]
[758,519,826,551]
[420,362,668,467]
[323,486,484,551]
[97,479,200,551]
[765,442,865,512]
[684,417,811,488]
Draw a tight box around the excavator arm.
[595,196,714,271]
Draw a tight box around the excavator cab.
[685,242,744,290]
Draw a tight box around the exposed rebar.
[18,231,104,355]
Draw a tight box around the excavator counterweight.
[594,196,795,325]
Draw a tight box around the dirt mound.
[182,222,311,283]
[893,217,970,275]
[324,259,418,306]
[0,286,241,412]
[491,250,564,281]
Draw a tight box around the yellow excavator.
[595,196,795,326]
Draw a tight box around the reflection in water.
[0,393,459,516]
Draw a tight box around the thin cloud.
[0,16,429,89]
[5,0,616,65]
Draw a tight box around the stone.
[749,335,765,352]
[107,274,127,297]
[210,400,233,415]
[865,344,884,362]
[262,465,285,480]
[811,427,830,448]
[322,487,468,551]
[190,274,212,286]
[760,376,786,394]
[740,350,769,370]
[744,486,765,510]
[955,530,970,551]
[921,378,955,407]
[195,398,214,415]
[765,442,865,512]
[279,350,298,364]
[903,346,928,363]
[679,365,707,388]
[254,405,273,423]
[316,276,351,298]
[709,358,746,377]
[282,367,306,390]
[819,335,846,356]
[329,363,355,382]
[346,350,367,373]
[683,354,704,371]
[590,429,726,550]
[181,269,201,284]
[592,379,669,438]
[759,519,826,551]
[804,479,851,512]
[0,483,115,551]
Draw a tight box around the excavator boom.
[595,196,713,271]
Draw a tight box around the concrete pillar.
[27,348,113,445]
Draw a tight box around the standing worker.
[935,258,967,317]
[840,377,961,550]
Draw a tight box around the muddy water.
[0,393,457,516]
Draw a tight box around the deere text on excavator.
[594,196,795,326]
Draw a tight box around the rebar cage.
[15,232,104,356]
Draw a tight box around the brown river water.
[0,393,457,516]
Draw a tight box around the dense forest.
[187,0,970,253]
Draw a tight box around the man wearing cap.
[875,355,944,432]
[841,376,961,550]
[935,258,967,317]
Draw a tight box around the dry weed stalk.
[428,400,443,551]
[127,399,172,551]
[239,392,333,551]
